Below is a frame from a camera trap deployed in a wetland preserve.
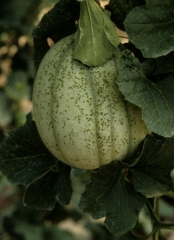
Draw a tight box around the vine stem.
[147,199,160,223]
[154,196,159,217]
[153,197,159,240]
[118,35,129,39]
[147,199,174,231]
[131,228,157,240]
[153,230,159,240]
[130,197,174,240]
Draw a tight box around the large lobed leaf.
[24,162,72,210]
[124,0,174,58]
[130,134,174,198]
[79,134,174,238]
[33,0,80,71]
[142,51,174,75]
[0,113,72,210]
[73,0,120,66]
[79,162,146,238]
[106,0,146,30]
[117,50,174,137]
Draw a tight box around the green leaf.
[130,134,174,198]
[24,162,72,210]
[33,0,79,40]
[85,222,116,240]
[124,0,174,58]
[117,50,174,137]
[106,0,146,30]
[0,113,56,185]
[73,0,120,66]
[33,0,80,71]
[142,51,174,75]
[0,113,72,209]
[79,162,146,238]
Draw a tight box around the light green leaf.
[117,50,174,137]
[74,0,120,66]
[124,0,174,58]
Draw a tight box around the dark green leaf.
[85,222,116,240]
[33,0,79,71]
[142,51,174,75]
[0,113,56,185]
[74,0,120,66]
[33,0,79,39]
[55,162,73,206]
[117,50,174,137]
[118,231,140,240]
[79,162,122,219]
[124,0,174,58]
[106,0,145,30]
[131,134,174,197]
[79,162,146,238]
[24,162,72,210]
[0,113,72,209]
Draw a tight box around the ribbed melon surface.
[33,35,148,169]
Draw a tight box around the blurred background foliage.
[0,0,55,131]
[0,0,174,239]
[0,2,120,239]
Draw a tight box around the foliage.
[73,0,120,66]
[117,50,174,137]
[0,0,174,239]
[124,0,174,58]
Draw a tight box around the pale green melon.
[32,34,149,170]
